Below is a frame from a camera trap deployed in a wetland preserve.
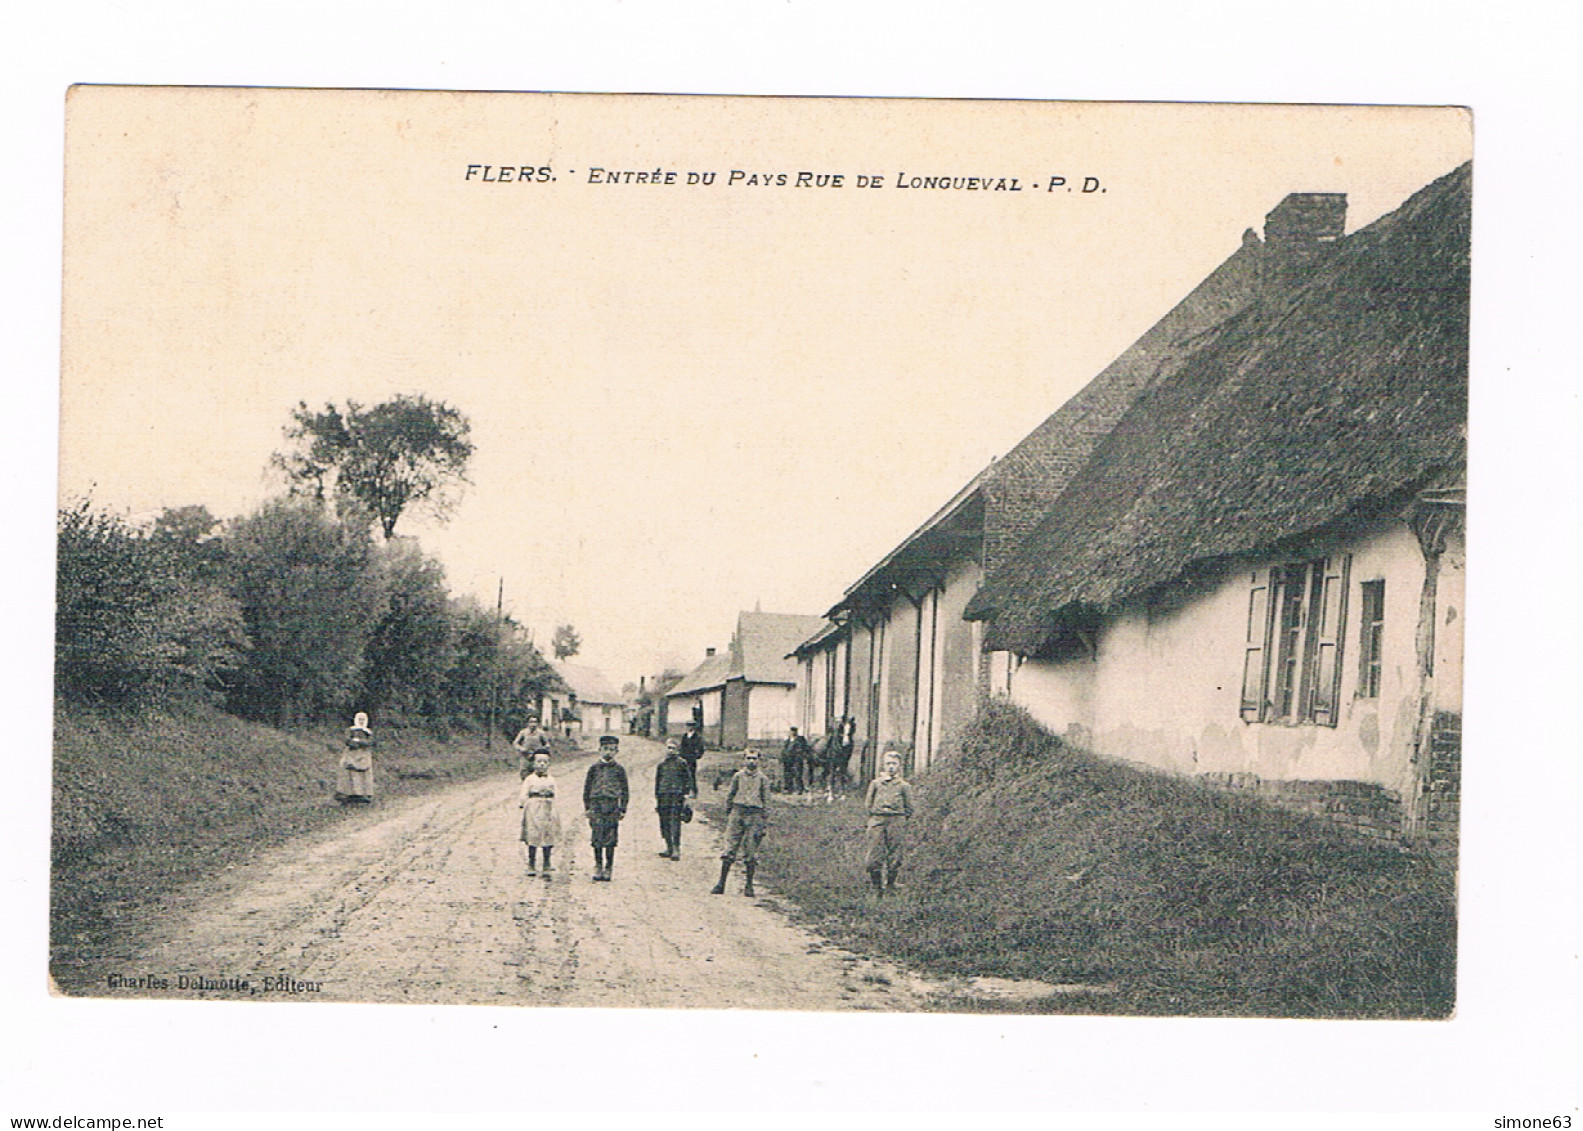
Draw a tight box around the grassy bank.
[50,699,546,992]
[698,703,1456,1018]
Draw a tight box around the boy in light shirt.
[863,751,914,896]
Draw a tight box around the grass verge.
[50,698,553,993]
[698,702,1456,1018]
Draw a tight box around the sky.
[57,92,1471,688]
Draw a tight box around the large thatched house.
[787,163,1468,842]
[966,163,1469,848]
[789,180,1314,782]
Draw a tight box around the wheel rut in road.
[120,737,925,1012]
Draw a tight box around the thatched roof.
[554,662,624,707]
[967,163,1470,654]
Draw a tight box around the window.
[1240,555,1350,726]
[1357,579,1385,699]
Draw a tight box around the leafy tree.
[56,501,179,702]
[146,505,250,698]
[55,500,246,703]
[551,623,581,661]
[360,539,457,719]
[223,498,386,725]
[272,395,474,539]
[443,603,562,729]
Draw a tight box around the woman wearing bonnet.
[337,711,375,804]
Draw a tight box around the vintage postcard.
[54,88,1471,1018]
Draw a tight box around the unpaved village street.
[116,737,928,1010]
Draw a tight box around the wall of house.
[880,593,919,769]
[747,684,798,744]
[1011,523,1432,802]
[804,651,829,736]
[666,689,724,745]
[848,625,876,778]
[722,680,750,748]
[931,557,987,770]
[833,639,850,723]
[1434,527,1466,715]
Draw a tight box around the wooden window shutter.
[1306,555,1351,726]
[1239,568,1273,722]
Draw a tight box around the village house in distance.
[664,611,827,748]
[791,163,1469,851]
[532,661,627,738]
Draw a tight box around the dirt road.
[114,737,925,1010]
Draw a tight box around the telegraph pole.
[486,577,503,751]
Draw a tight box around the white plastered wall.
[1011,522,1432,797]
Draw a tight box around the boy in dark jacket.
[654,738,691,860]
[583,735,630,881]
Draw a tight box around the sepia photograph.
[52,88,1473,1021]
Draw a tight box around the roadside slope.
[50,699,524,992]
[722,702,1457,1018]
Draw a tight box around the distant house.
[668,612,826,748]
[966,164,1469,848]
[663,648,733,745]
[536,662,626,737]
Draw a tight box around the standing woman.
[338,712,375,804]
[518,750,560,878]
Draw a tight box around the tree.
[272,395,474,539]
[360,540,458,719]
[55,500,247,704]
[551,623,581,661]
[442,603,561,730]
[223,498,387,725]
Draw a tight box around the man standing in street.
[678,718,705,797]
[711,748,772,897]
[513,715,550,779]
[780,726,811,794]
[863,751,914,896]
[654,738,691,860]
[583,735,629,881]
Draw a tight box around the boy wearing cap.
[678,719,705,797]
[583,735,630,881]
[654,738,691,860]
[711,748,772,897]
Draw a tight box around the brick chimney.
[1261,192,1346,292]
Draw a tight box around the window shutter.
[1239,569,1273,722]
[1307,555,1351,726]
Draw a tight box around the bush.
[55,500,247,704]
[223,498,387,725]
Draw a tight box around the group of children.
[510,719,916,899]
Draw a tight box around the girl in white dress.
[518,750,560,877]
